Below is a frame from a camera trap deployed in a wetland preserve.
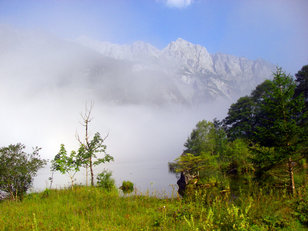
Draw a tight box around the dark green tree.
[294,65,308,159]
[294,64,308,111]
[252,68,306,195]
[223,96,255,140]
[250,80,274,104]
[0,144,46,200]
[223,80,274,141]
[184,120,223,155]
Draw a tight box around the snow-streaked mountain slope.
[76,37,275,103]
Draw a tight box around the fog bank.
[0,26,231,193]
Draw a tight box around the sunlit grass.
[0,185,307,230]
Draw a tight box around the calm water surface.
[33,160,178,197]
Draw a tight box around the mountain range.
[0,25,275,105]
[75,37,275,104]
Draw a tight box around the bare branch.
[102,132,109,142]
[75,131,84,146]
[80,101,94,126]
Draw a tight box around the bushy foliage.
[221,139,254,175]
[96,170,116,192]
[119,180,134,194]
[292,185,308,226]
[0,143,46,200]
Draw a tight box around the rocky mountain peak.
[129,41,160,58]
[73,36,274,103]
[163,38,214,73]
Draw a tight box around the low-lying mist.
[0,25,231,193]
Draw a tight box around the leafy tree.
[213,118,228,156]
[77,132,114,187]
[180,120,227,180]
[75,104,113,186]
[252,68,306,195]
[169,153,207,179]
[184,120,221,155]
[0,144,46,200]
[51,144,81,189]
[52,104,113,187]
[170,120,227,195]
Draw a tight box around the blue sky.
[0,0,307,74]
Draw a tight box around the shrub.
[96,170,116,192]
[0,143,46,200]
[119,181,134,194]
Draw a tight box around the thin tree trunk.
[90,157,94,186]
[86,165,88,186]
[79,103,95,186]
[49,171,54,189]
[288,157,296,196]
[69,174,74,189]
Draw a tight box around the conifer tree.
[252,68,306,195]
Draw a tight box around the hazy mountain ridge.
[76,37,275,103]
[0,26,275,105]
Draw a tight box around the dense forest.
[0,66,307,230]
[170,66,307,198]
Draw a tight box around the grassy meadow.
[0,185,307,231]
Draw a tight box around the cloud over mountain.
[0,25,274,109]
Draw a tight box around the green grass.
[0,185,307,230]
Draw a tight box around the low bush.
[119,180,134,194]
[96,170,116,192]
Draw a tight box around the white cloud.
[160,0,194,8]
